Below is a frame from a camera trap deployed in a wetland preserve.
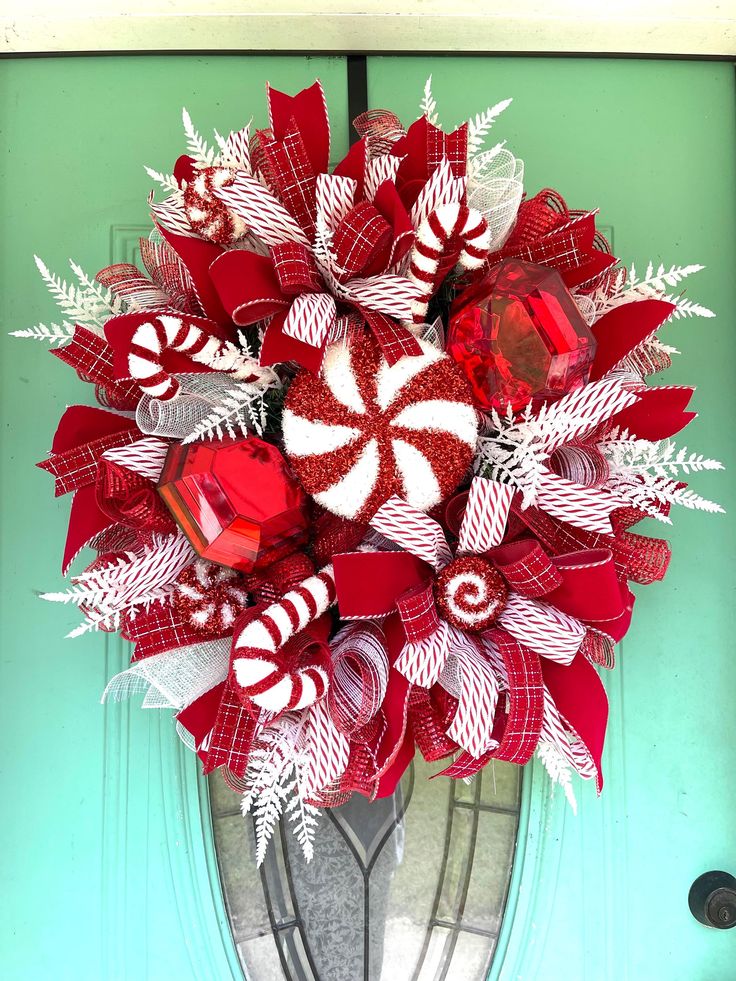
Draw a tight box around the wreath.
[17,79,722,865]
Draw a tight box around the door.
[1,53,734,981]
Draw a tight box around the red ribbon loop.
[396,579,440,643]
[490,539,563,598]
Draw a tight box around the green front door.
[1,53,734,981]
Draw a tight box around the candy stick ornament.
[407,203,491,325]
[128,314,261,400]
[231,564,337,713]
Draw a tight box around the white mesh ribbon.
[101,638,230,710]
[135,369,278,441]
[467,147,524,252]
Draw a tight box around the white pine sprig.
[144,166,182,196]
[475,380,634,507]
[537,740,578,815]
[601,431,723,479]
[601,431,724,519]
[41,531,195,637]
[420,76,439,125]
[33,256,124,333]
[182,108,220,167]
[466,98,513,156]
[9,320,76,345]
[588,261,714,322]
[242,714,320,866]
[627,261,704,293]
[183,382,271,442]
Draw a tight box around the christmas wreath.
[17,79,722,864]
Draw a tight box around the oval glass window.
[208,757,521,980]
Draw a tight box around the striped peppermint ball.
[434,556,508,633]
[282,334,479,521]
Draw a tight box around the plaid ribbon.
[332,202,392,279]
[492,540,563,598]
[361,309,423,366]
[426,120,468,178]
[396,579,439,642]
[202,681,259,777]
[38,427,139,497]
[123,599,210,661]
[53,326,140,410]
[489,628,544,764]
[257,122,317,239]
[270,241,322,294]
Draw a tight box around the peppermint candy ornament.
[183,166,247,246]
[282,335,479,521]
[173,559,250,632]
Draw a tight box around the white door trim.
[3,1,735,57]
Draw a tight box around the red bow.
[332,495,630,791]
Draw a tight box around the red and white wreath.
[17,78,722,864]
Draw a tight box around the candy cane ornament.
[128,314,260,401]
[407,203,491,325]
[231,564,337,714]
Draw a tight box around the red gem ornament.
[447,258,597,411]
[158,436,309,573]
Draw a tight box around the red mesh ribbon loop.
[489,629,544,765]
[95,459,175,533]
[353,109,405,154]
[408,685,458,762]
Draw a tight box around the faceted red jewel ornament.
[158,436,309,573]
[447,258,597,411]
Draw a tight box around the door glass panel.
[209,757,521,980]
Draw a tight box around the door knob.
[688,871,736,929]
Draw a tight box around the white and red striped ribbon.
[396,618,455,688]
[371,496,452,570]
[539,377,640,455]
[535,470,625,535]
[498,592,585,664]
[301,697,351,798]
[328,622,389,733]
[101,436,169,481]
[282,292,337,347]
[214,170,310,247]
[442,638,499,758]
[457,477,514,554]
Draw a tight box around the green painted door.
[1,53,734,981]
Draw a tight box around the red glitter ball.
[158,436,309,573]
[434,556,508,633]
[447,258,597,411]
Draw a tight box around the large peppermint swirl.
[434,556,508,633]
[282,334,479,521]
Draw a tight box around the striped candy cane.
[128,314,258,400]
[407,203,491,325]
[231,565,337,714]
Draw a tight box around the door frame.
[2,2,735,57]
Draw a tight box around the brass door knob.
[689,871,736,929]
